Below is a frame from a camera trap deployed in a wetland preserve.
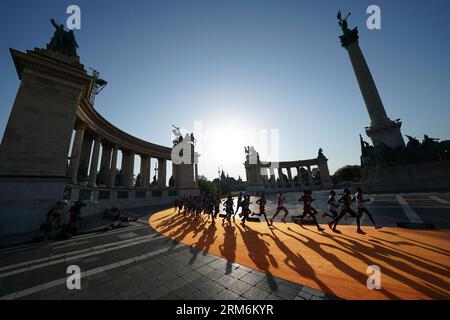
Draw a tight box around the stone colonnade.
[245,156,333,190]
[68,121,169,189]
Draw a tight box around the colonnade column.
[158,158,167,188]
[100,143,112,171]
[123,151,135,188]
[108,145,118,188]
[140,155,150,188]
[287,168,293,181]
[68,122,86,184]
[88,136,102,187]
[307,166,313,184]
[296,167,303,186]
[278,167,284,184]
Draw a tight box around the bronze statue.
[48,19,78,56]
[337,10,359,48]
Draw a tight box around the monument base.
[0,176,67,236]
[361,160,450,193]
[365,120,405,149]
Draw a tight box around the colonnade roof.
[77,98,172,160]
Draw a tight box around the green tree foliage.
[332,165,362,183]
[198,175,218,195]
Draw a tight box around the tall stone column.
[122,151,135,188]
[108,145,118,188]
[307,166,313,184]
[287,168,293,181]
[68,122,86,184]
[140,155,150,188]
[100,143,112,171]
[318,160,333,189]
[339,19,404,148]
[88,136,102,187]
[278,167,284,184]
[269,167,276,183]
[78,134,93,182]
[158,158,167,188]
[296,167,303,186]
[194,163,198,187]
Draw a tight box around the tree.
[198,175,218,195]
[332,165,361,183]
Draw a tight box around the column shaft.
[108,145,118,187]
[68,123,86,184]
[140,155,150,188]
[88,136,101,187]
[123,151,135,188]
[158,158,167,188]
[346,42,388,126]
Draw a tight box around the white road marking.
[0,225,148,256]
[396,195,424,223]
[0,243,183,300]
[53,241,89,250]
[429,196,450,204]
[0,234,163,278]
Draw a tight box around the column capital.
[74,121,86,130]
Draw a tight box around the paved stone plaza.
[0,191,448,300]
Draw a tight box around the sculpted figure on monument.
[337,11,359,48]
[48,19,79,56]
[244,146,259,164]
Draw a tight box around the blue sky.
[1,0,449,180]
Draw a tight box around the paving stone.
[207,259,226,269]
[153,269,179,282]
[159,292,180,300]
[166,277,189,291]
[197,281,227,297]
[214,274,237,287]
[126,265,146,275]
[191,276,213,290]
[89,282,118,299]
[145,285,171,300]
[227,280,253,295]
[204,269,225,281]
[302,286,326,297]
[213,289,240,300]
[195,264,215,274]
[131,293,150,300]
[182,271,203,283]
[119,286,145,299]
[170,263,193,276]
[272,284,299,300]
[227,268,249,279]
[265,294,283,300]
[255,277,279,292]
[241,287,270,300]
[240,272,264,286]
[297,290,312,300]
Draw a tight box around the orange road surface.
[149,209,450,300]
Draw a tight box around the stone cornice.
[10,48,94,100]
[77,98,172,159]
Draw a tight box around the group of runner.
[174,187,382,234]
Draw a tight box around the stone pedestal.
[0,48,92,235]
[345,42,405,149]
